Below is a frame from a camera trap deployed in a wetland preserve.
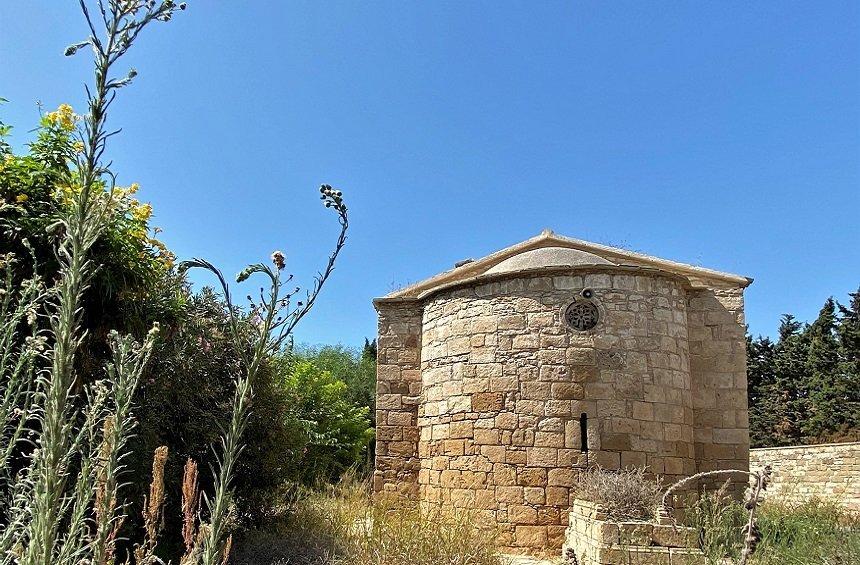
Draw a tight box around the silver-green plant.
[182,184,349,565]
[0,2,183,564]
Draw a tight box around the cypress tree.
[747,333,780,446]
[771,315,809,445]
[803,299,843,440]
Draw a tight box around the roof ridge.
[381,231,752,301]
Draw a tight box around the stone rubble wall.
[417,271,696,550]
[750,442,860,512]
[562,500,704,564]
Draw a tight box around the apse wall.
[416,270,695,550]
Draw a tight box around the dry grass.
[232,478,503,565]
[575,466,663,521]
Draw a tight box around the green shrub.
[292,342,377,424]
[277,358,375,484]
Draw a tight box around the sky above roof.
[1,2,858,347]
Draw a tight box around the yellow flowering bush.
[43,103,79,131]
[1,102,175,303]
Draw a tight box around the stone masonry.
[750,442,860,512]
[373,231,752,551]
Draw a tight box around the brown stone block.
[512,429,535,446]
[546,486,569,506]
[524,487,545,505]
[567,347,597,366]
[552,382,585,400]
[621,450,647,468]
[474,428,501,445]
[527,447,558,467]
[497,485,524,503]
[537,506,560,525]
[480,444,506,462]
[443,440,465,456]
[509,504,538,524]
[517,468,548,487]
[494,463,518,485]
[472,392,505,412]
[515,525,547,548]
[557,448,587,467]
[548,468,577,487]
[593,450,620,469]
[539,364,569,381]
[376,426,403,441]
[377,394,402,410]
[506,449,527,465]
[498,314,527,330]
[603,433,632,451]
[488,376,518,392]
[545,400,573,416]
[387,411,414,427]
[523,381,552,399]
[449,421,474,439]
[496,412,519,429]
[388,441,416,456]
[535,431,565,448]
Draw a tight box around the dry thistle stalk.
[134,446,169,563]
[221,534,232,565]
[182,458,201,558]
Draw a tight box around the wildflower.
[73,141,85,153]
[133,202,153,222]
[45,103,78,131]
[16,194,28,203]
[25,306,38,326]
[271,250,286,270]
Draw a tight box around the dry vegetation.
[575,466,663,521]
[232,478,503,565]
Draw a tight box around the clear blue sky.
[2,2,858,347]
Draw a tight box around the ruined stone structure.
[373,231,752,550]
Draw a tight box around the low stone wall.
[749,442,860,511]
[562,500,704,564]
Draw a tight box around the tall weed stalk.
[0,2,182,564]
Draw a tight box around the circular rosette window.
[564,300,600,331]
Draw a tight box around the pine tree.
[362,337,378,361]
[837,287,860,375]
[747,333,779,446]
[835,287,860,440]
[771,315,809,444]
[803,299,843,440]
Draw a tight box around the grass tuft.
[232,477,503,565]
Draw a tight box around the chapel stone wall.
[416,271,695,550]
[373,302,423,496]
[687,287,749,475]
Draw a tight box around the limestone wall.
[373,303,423,495]
[750,442,860,512]
[563,500,704,565]
[416,271,695,550]
[687,287,749,475]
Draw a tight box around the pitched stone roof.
[379,229,752,303]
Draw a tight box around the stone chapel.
[373,230,752,550]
